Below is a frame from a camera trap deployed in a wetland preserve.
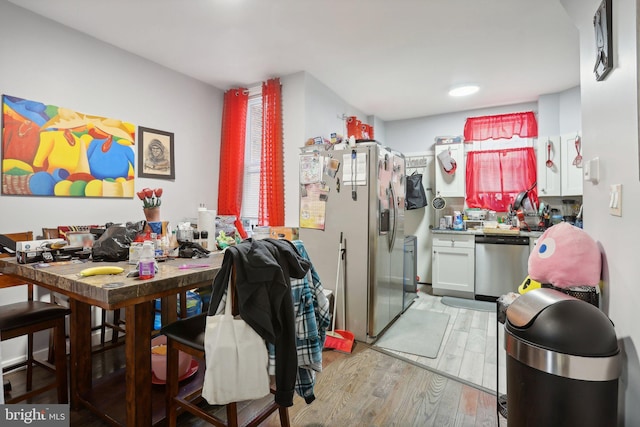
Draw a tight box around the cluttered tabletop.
[0,253,224,309]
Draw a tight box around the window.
[233,78,283,231]
[462,111,539,213]
[466,147,537,212]
[241,95,262,224]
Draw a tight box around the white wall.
[0,1,223,363]
[561,0,639,424]
[384,101,538,154]
[369,115,387,144]
[281,71,368,227]
[538,93,561,136]
[0,1,223,233]
[281,72,307,228]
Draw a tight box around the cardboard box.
[15,239,66,252]
[269,227,299,241]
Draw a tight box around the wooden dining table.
[0,253,223,426]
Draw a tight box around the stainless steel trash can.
[505,288,621,427]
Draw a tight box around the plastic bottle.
[453,211,464,230]
[200,231,208,249]
[138,241,156,280]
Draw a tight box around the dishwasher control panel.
[475,235,530,245]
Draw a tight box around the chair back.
[0,231,34,294]
[0,231,33,258]
[41,228,60,239]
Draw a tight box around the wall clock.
[593,0,613,81]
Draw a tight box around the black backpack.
[405,171,428,210]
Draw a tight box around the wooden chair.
[160,274,289,427]
[0,231,70,404]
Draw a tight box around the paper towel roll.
[197,209,216,250]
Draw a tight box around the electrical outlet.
[609,184,622,216]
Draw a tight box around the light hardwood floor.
[262,344,505,427]
[3,344,507,426]
[3,290,509,426]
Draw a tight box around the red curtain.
[259,78,284,226]
[464,111,538,142]
[217,88,248,238]
[466,147,538,212]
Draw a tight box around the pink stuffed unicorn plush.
[528,222,601,288]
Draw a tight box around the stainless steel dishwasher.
[474,235,530,301]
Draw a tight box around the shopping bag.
[406,171,428,210]
[201,279,270,405]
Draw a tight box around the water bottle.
[138,241,156,280]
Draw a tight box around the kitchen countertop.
[431,228,544,238]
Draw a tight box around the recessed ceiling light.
[449,85,479,97]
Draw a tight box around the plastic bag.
[91,221,145,262]
[406,172,428,210]
[153,291,202,330]
[178,241,210,258]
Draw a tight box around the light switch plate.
[609,184,622,216]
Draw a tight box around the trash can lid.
[506,288,618,357]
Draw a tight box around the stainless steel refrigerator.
[299,142,405,342]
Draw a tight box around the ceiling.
[8,0,580,122]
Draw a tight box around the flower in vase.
[137,187,163,208]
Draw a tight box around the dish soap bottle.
[453,210,464,230]
[138,241,156,280]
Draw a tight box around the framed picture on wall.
[138,126,175,179]
[593,0,613,81]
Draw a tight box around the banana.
[79,266,125,277]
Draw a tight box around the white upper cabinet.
[537,134,583,197]
[537,136,562,197]
[560,133,584,196]
[435,142,465,198]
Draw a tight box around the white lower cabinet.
[432,234,475,298]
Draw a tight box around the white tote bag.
[201,279,270,405]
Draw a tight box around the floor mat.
[373,309,449,359]
[441,296,495,312]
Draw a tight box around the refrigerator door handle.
[388,183,397,252]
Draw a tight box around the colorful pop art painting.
[1,95,135,197]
